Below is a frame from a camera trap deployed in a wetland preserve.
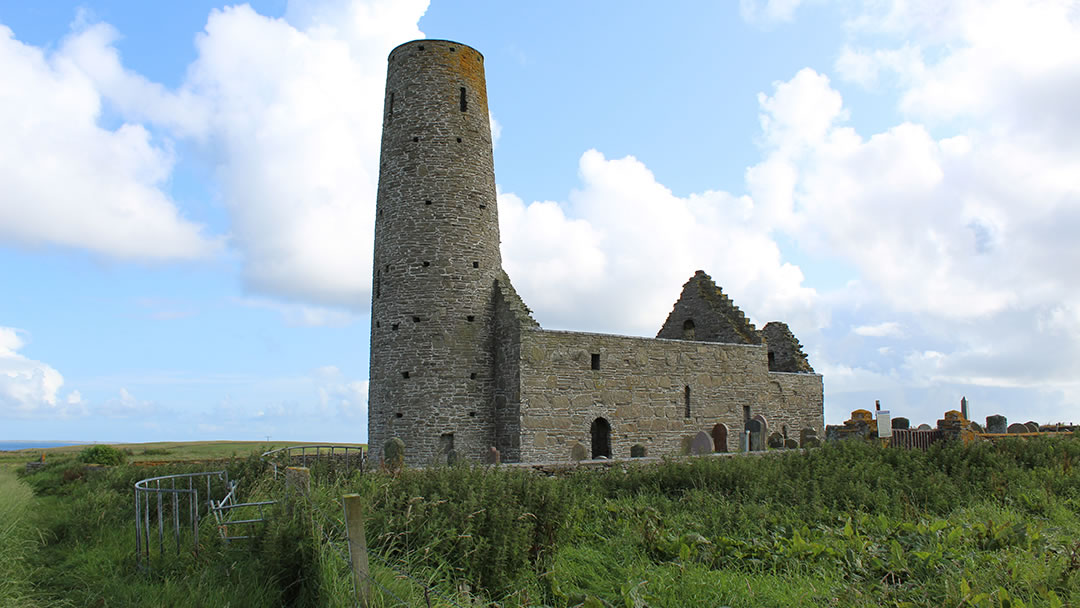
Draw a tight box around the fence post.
[342,494,371,607]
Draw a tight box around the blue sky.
[2,0,1079,443]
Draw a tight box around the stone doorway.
[590,417,611,459]
[711,423,729,452]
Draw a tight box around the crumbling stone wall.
[761,322,815,373]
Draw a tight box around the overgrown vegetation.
[76,444,129,465]
[8,436,1080,606]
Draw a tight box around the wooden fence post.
[342,493,371,607]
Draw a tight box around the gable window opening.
[683,319,696,340]
[684,385,691,418]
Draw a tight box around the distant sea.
[0,441,83,451]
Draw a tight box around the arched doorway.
[711,423,729,453]
[590,417,611,459]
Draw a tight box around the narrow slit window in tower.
[591,353,600,370]
[375,270,380,298]
[684,386,691,418]
[388,92,394,117]
[460,87,467,112]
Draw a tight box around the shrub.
[76,444,127,466]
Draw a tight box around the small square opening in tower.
[472,261,479,268]
[401,371,410,379]
[466,315,475,322]
[591,353,600,370]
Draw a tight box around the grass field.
[7,436,1080,606]
[0,440,365,467]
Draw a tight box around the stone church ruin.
[367,40,824,465]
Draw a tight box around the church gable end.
[657,270,762,345]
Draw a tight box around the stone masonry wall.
[369,40,502,465]
[491,272,539,462]
[516,328,777,462]
[764,372,824,440]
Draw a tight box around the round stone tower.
[368,40,502,465]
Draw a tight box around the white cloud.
[0,26,222,261]
[853,321,903,338]
[500,149,821,337]
[4,0,428,307]
[0,327,68,416]
[169,0,428,308]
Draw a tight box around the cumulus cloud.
[173,1,427,308]
[500,149,820,337]
[3,0,429,307]
[744,0,1080,408]
[0,327,69,416]
[0,25,222,261]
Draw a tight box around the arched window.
[682,319,696,340]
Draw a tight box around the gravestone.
[485,447,500,465]
[969,421,984,433]
[986,415,1007,434]
[1007,423,1027,434]
[383,437,405,472]
[445,449,458,465]
[802,436,821,448]
[747,419,764,451]
[767,432,784,449]
[916,424,932,431]
[799,428,816,446]
[630,444,646,458]
[1024,421,1039,433]
[690,431,712,455]
[711,424,728,453]
[784,438,799,449]
[570,442,587,461]
[891,417,910,430]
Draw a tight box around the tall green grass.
[12,437,1080,606]
[0,467,41,607]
